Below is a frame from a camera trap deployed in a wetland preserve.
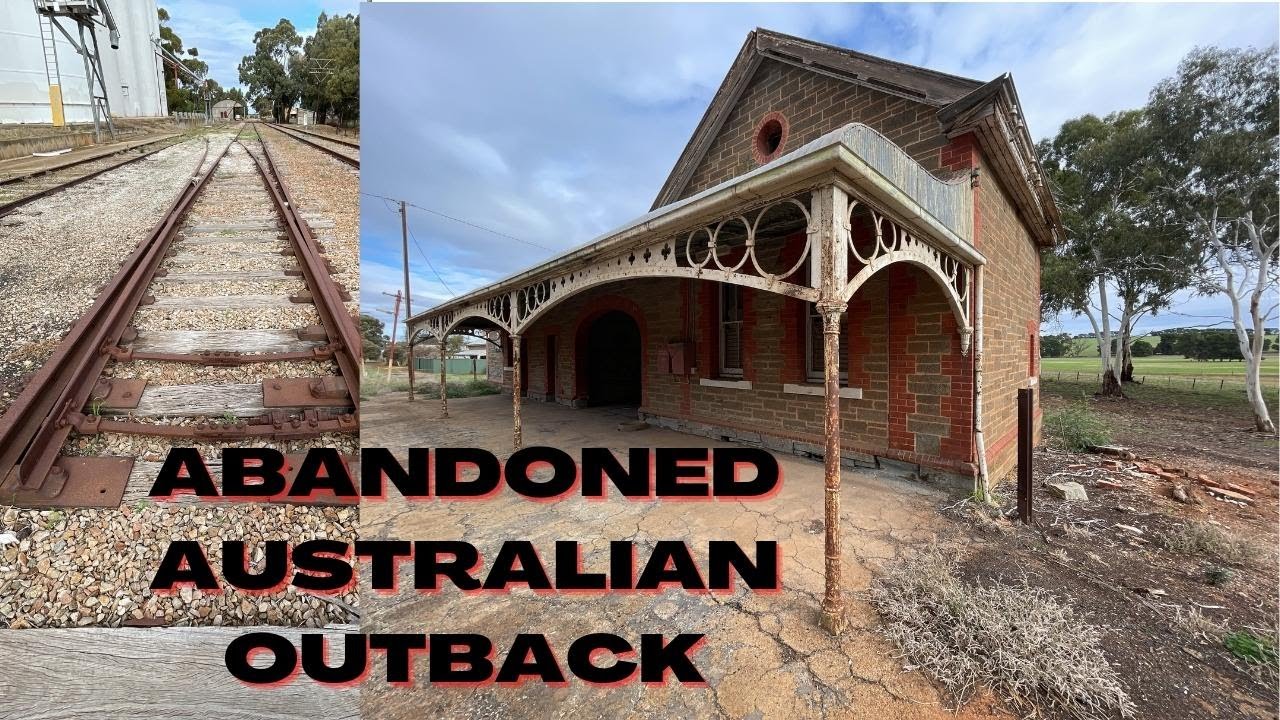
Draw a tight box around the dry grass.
[869,548,1135,720]
[1159,521,1258,566]
[1173,606,1227,642]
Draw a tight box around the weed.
[43,510,63,529]
[1174,607,1226,642]
[89,396,105,418]
[869,548,1134,718]
[1160,521,1257,565]
[1224,630,1278,672]
[1043,404,1112,451]
[1204,565,1234,586]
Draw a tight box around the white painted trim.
[783,383,862,399]
[699,378,753,390]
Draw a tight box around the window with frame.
[719,284,744,377]
[805,302,848,383]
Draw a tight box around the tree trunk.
[1091,273,1124,398]
[1120,322,1135,382]
[1101,368,1123,396]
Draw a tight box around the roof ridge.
[753,27,984,90]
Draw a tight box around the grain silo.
[0,0,168,126]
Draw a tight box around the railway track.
[0,124,360,508]
[0,134,186,218]
[263,122,359,168]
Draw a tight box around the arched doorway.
[582,310,641,406]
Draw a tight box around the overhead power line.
[361,191,553,251]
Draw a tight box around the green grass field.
[361,366,497,399]
[1041,355,1278,384]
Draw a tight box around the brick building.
[413,30,1059,629]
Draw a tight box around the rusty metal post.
[439,336,449,418]
[1017,387,1034,524]
[818,301,847,633]
[813,184,850,635]
[511,333,523,450]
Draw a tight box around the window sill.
[784,383,862,399]
[699,378,752,390]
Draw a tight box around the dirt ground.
[952,381,1279,720]
[359,392,1009,720]
[358,385,1278,719]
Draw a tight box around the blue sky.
[359,3,1277,340]
[159,0,359,89]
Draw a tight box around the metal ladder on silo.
[38,14,66,126]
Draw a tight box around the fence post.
[1017,388,1034,525]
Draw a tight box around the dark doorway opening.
[584,310,641,406]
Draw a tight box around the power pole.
[400,200,416,401]
[378,290,402,382]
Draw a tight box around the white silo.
[0,0,167,125]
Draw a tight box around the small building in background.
[211,99,242,120]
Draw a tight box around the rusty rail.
[0,139,226,505]
[243,138,362,401]
[263,123,359,168]
[265,122,360,150]
[0,133,182,186]
[0,138,183,219]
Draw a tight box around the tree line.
[1040,45,1278,431]
[156,8,358,125]
[238,14,359,125]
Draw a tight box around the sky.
[360,3,1274,342]
[158,0,359,89]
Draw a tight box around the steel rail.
[0,133,182,186]
[0,138,229,503]
[0,140,182,219]
[265,122,360,150]
[243,138,363,404]
[263,123,359,168]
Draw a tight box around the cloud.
[159,0,261,88]
[158,0,358,89]
[360,2,1279,337]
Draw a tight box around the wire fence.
[1042,370,1270,396]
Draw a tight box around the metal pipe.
[973,264,989,497]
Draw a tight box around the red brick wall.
[974,156,1043,484]
[680,58,954,200]
[506,264,977,480]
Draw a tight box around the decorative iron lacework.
[842,200,973,354]
[417,183,974,356]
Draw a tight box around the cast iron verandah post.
[814,184,849,634]
[439,336,449,418]
[511,332,522,450]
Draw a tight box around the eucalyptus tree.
[300,13,360,126]
[238,20,304,123]
[1147,46,1278,432]
[1039,112,1196,397]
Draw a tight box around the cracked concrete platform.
[359,393,1007,720]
